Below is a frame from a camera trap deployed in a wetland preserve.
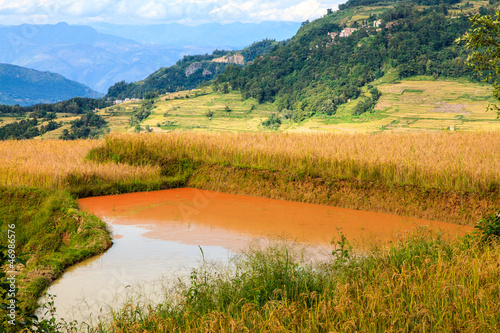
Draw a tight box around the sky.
[0,0,346,26]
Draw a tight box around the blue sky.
[0,0,345,25]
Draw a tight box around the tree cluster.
[60,111,108,140]
[0,97,112,117]
[0,118,62,140]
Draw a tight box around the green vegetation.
[0,187,111,330]
[60,111,108,140]
[215,2,475,122]
[106,39,283,100]
[0,118,62,140]
[339,0,461,9]
[458,10,500,116]
[0,97,112,118]
[0,97,113,140]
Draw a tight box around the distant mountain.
[0,22,300,94]
[0,23,214,93]
[91,22,301,49]
[0,63,102,106]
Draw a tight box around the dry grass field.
[93,131,500,194]
[0,140,162,190]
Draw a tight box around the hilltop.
[0,63,102,106]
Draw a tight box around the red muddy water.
[79,187,472,248]
[42,188,472,324]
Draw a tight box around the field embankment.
[0,187,111,321]
[88,131,500,225]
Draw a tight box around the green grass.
[0,187,111,320]
[87,230,500,332]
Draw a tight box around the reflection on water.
[41,223,232,324]
[42,188,472,324]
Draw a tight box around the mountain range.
[91,22,301,49]
[0,22,300,93]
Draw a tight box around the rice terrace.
[2,0,500,332]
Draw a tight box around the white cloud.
[0,0,345,25]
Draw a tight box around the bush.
[475,211,500,241]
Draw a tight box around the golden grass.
[97,131,500,194]
[0,140,161,190]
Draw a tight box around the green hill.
[214,0,491,122]
[0,63,102,106]
[105,39,286,99]
[104,0,499,125]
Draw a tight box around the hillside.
[106,39,285,99]
[103,0,499,125]
[0,63,102,106]
[214,0,490,123]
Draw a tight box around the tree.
[458,11,500,116]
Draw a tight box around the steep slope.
[0,63,102,106]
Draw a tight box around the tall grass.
[91,132,500,194]
[89,231,500,332]
[0,140,165,194]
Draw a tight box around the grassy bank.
[88,132,500,224]
[91,230,500,332]
[0,187,111,329]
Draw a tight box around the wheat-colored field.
[0,140,161,189]
[2,130,499,195]
[95,131,500,194]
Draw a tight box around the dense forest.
[214,2,474,121]
[106,39,286,99]
[0,118,62,140]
